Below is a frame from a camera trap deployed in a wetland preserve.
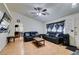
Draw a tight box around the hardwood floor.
[0,37,24,55]
[0,37,73,55]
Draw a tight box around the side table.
[7,36,15,43]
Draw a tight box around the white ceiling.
[6,3,79,22]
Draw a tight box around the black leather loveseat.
[24,32,38,42]
[43,32,66,44]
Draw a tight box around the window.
[57,26,62,32]
[52,25,56,32]
[47,27,51,32]
[0,13,10,33]
[47,21,65,33]
[63,27,65,34]
[1,19,9,28]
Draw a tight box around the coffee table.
[33,37,45,47]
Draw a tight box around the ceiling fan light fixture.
[42,9,47,12]
[37,12,42,16]
[32,7,49,16]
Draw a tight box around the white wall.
[0,33,8,51]
[44,13,79,47]
[10,12,44,35]
[74,14,79,48]
[0,4,10,51]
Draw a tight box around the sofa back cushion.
[24,32,38,37]
[55,33,59,37]
[25,33,30,36]
[47,32,57,37]
[30,32,38,36]
[24,32,31,37]
[47,32,64,38]
[57,33,64,38]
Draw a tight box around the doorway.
[15,23,24,37]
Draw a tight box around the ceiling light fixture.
[37,12,42,16]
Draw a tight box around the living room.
[0,3,79,55]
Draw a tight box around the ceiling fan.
[31,7,49,16]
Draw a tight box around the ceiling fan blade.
[34,7,37,10]
[42,9,47,12]
[45,12,49,15]
[37,7,42,10]
[42,13,46,15]
[42,12,49,15]
[34,7,42,11]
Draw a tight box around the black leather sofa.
[24,32,38,42]
[43,32,69,45]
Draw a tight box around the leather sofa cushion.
[30,32,38,36]
[49,33,57,37]
[25,33,30,36]
[58,33,64,38]
[55,33,59,37]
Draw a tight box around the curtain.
[52,24,56,32]
[47,21,65,33]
